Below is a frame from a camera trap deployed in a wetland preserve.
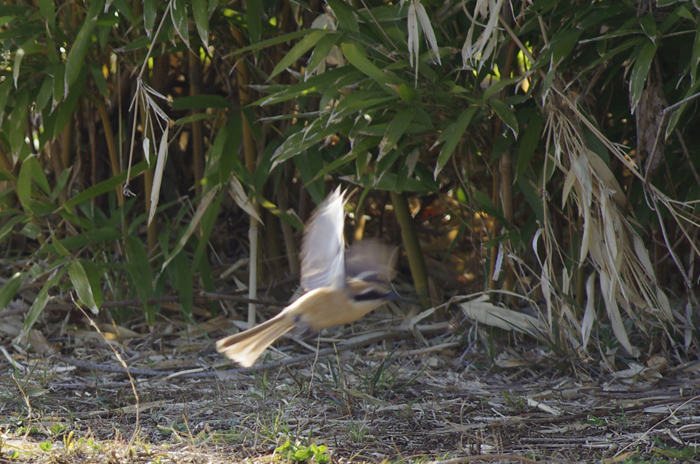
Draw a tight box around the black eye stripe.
[352,289,395,302]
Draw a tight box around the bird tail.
[216,314,294,368]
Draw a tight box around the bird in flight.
[216,187,397,367]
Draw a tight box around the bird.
[216,187,397,367]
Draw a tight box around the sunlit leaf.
[270,29,328,79]
[342,43,394,93]
[434,106,478,178]
[67,261,99,314]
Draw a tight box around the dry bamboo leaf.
[586,149,626,205]
[414,0,441,65]
[632,234,655,278]
[645,355,668,373]
[581,273,596,351]
[97,323,139,340]
[599,271,638,356]
[229,177,262,224]
[148,125,169,226]
[460,295,542,335]
[27,329,59,355]
[406,0,419,68]
[462,0,504,69]
[527,397,561,416]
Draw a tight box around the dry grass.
[1,305,699,464]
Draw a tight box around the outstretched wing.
[300,187,347,291]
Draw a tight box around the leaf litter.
[1,299,699,464]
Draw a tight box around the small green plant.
[39,441,52,452]
[346,421,368,443]
[275,439,330,463]
[501,391,526,411]
[49,422,66,436]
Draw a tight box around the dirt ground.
[1,306,699,464]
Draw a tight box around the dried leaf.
[461,295,542,335]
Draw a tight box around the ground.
[0,306,698,464]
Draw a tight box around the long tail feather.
[216,314,293,367]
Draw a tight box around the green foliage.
[0,0,698,360]
[275,439,330,464]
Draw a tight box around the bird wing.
[300,187,347,290]
[345,239,398,283]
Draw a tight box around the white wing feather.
[300,187,347,290]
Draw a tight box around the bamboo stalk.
[232,25,261,327]
[390,191,430,309]
[95,100,123,207]
[188,50,204,196]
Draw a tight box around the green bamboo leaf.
[171,0,189,46]
[112,0,135,23]
[379,106,415,159]
[690,19,700,85]
[639,14,656,41]
[162,187,219,271]
[29,156,51,195]
[342,43,394,93]
[65,0,105,93]
[551,28,582,65]
[0,78,14,124]
[490,100,518,138]
[49,227,122,252]
[67,261,99,314]
[481,76,521,102]
[17,155,33,210]
[258,197,305,231]
[218,115,243,185]
[172,95,231,110]
[126,236,156,325]
[517,175,545,223]
[51,63,64,105]
[258,67,354,106]
[326,0,358,33]
[192,0,209,47]
[516,112,544,179]
[0,272,25,312]
[306,32,341,76]
[0,215,24,245]
[192,192,223,271]
[246,0,262,47]
[168,250,193,315]
[89,63,109,99]
[270,29,328,79]
[20,267,66,341]
[52,66,87,138]
[434,106,478,177]
[63,160,148,209]
[174,113,216,125]
[225,29,314,58]
[630,40,657,113]
[37,0,56,30]
[10,88,28,156]
[48,229,71,257]
[143,0,157,34]
[35,75,54,111]
[79,259,103,308]
[20,223,41,239]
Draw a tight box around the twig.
[55,331,412,379]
